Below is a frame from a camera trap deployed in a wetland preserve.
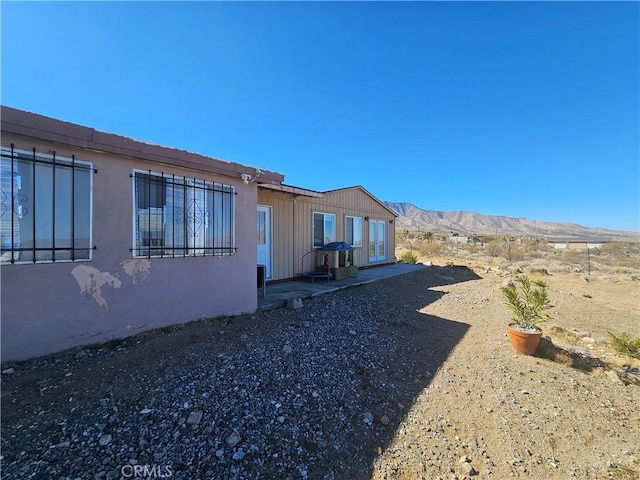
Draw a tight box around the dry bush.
[483,242,503,258]
[421,242,445,258]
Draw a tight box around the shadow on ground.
[0,266,483,480]
[535,337,606,372]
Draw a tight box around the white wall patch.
[71,265,121,309]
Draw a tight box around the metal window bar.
[71,153,75,261]
[171,173,175,258]
[212,178,217,253]
[52,150,56,262]
[191,177,196,257]
[131,172,237,257]
[32,148,36,263]
[160,172,165,259]
[147,169,151,259]
[0,145,96,263]
[10,145,15,262]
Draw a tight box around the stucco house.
[0,106,286,361]
[1,106,395,361]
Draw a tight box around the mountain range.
[384,202,640,242]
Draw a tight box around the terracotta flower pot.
[507,324,543,355]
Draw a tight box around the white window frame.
[1,146,93,264]
[132,169,236,258]
[313,211,336,248]
[345,215,363,247]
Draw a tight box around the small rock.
[363,411,374,425]
[50,440,71,449]
[215,449,224,458]
[460,461,477,476]
[606,370,624,385]
[98,434,112,447]
[286,298,303,310]
[226,432,242,448]
[140,408,152,415]
[349,330,357,335]
[232,450,245,461]
[2,367,15,375]
[302,321,312,328]
[277,416,285,424]
[106,469,120,480]
[75,350,88,360]
[186,411,203,426]
[282,345,293,354]
[380,415,390,426]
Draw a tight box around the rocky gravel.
[1,265,639,480]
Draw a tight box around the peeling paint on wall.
[122,259,152,285]
[71,265,121,309]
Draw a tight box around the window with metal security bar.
[0,145,94,264]
[132,171,236,258]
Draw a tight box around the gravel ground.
[1,264,639,480]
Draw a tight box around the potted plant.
[501,276,552,355]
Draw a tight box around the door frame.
[257,205,272,279]
[368,219,386,262]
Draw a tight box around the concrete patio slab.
[257,263,427,311]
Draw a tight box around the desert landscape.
[1,237,639,480]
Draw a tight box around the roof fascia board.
[258,183,324,198]
[1,106,284,183]
[324,185,398,217]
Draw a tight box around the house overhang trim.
[1,106,284,183]
[258,183,324,198]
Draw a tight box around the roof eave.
[1,106,284,183]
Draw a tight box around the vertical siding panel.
[259,186,396,280]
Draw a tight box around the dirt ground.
[1,244,639,480]
[375,245,640,480]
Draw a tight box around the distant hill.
[384,202,640,242]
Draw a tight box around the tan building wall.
[258,186,396,281]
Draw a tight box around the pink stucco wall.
[1,134,259,361]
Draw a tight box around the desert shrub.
[484,242,502,257]
[520,239,550,259]
[608,332,640,359]
[400,251,418,264]
[421,243,445,258]
[597,243,640,269]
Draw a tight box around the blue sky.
[2,2,638,232]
